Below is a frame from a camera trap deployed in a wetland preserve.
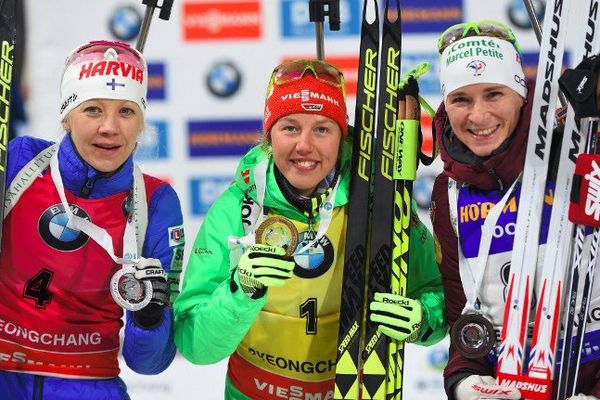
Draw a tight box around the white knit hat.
[439,36,527,102]
[59,40,147,120]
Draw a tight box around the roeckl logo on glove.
[250,245,277,253]
[472,384,512,396]
[382,297,411,306]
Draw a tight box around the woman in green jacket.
[173,59,447,399]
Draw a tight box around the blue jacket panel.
[3,135,182,398]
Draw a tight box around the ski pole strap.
[558,55,600,120]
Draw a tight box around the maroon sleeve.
[431,174,494,398]
[577,359,600,396]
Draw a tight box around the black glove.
[558,54,600,119]
[132,258,169,329]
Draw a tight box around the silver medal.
[110,265,153,311]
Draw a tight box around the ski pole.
[522,0,567,108]
[309,0,340,60]
[135,0,174,53]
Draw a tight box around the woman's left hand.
[369,292,423,342]
[567,395,599,400]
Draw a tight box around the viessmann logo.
[183,1,261,40]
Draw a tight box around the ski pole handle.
[135,0,174,53]
[309,0,340,60]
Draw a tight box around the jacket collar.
[57,133,134,198]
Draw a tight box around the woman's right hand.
[454,375,521,400]
[236,244,295,299]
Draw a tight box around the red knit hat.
[263,74,348,137]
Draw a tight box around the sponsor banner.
[397,0,462,34]
[147,62,166,101]
[280,0,360,38]
[188,119,262,157]
[108,5,142,42]
[135,120,169,161]
[183,1,261,41]
[190,176,233,215]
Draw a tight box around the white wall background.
[19,0,586,398]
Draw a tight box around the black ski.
[334,1,380,399]
[0,0,17,247]
[361,1,402,399]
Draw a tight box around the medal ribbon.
[448,176,520,314]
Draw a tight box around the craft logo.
[183,1,261,40]
[206,61,242,98]
[38,204,90,251]
[190,176,233,215]
[467,60,486,76]
[147,63,166,101]
[281,0,359,38]
[108,5,142,41]
[399,0,462,33]
[188,119,261,157]
[135,120,169,160]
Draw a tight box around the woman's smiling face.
[445,83,524,157]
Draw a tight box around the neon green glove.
[236,244,295,299]
[369,292,423,342]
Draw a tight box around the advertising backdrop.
[22,0,585,398]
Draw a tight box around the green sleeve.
[173,188,266,365]
[407,200,448,346]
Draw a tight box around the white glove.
[455,375,521,400]
[567,395,600,400]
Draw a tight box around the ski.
[361,1,402,399]
[496,0,571,398]
[0,0,17,246]
[526,3,600,399]
[334,1,380,399]
[388,62,424,399]
[555,6,600,392]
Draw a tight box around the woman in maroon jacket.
[430,20,600,400]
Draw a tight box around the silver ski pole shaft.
[523,0,567,107]
[309,0,341,61]
[135,0,174,53]
[315,22,325,61]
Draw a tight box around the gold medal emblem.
[255,216,298,257]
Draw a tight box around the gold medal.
[255,216,298,257]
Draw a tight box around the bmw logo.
[38,204,90,251]
[414,173,435,210]
[507,0,545,30]
[292,232,334,278]
[109,5,143,42]
[206,61,242,98]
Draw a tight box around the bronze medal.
[255,216,298,257]
[451,313,496,359]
